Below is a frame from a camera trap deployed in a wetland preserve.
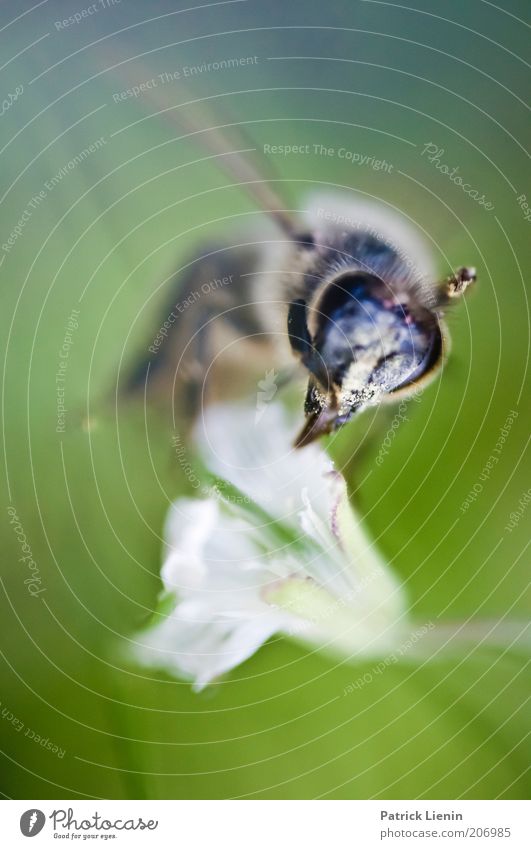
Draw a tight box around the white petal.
[298,485,354,596]
[161,498,218,589]
[135,604,291,690]
[195,403,334,522]
[331,475,406,619]
[161,497,266,596]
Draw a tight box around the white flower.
[134,403,530,690]
[135,403,407,690]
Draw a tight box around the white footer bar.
[1,799,529,848]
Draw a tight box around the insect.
[118,57,476,446]
[283,205,476,447]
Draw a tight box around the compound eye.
[389,324,444,393]
[287,299,313,357]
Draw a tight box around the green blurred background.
[0,0,529,799]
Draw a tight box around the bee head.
[288,272,443,447]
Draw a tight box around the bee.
[282,200,476,446]
[118,58,476,446]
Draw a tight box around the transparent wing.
[97,43,300,238]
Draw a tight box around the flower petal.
[136,402,410,688]
[135,601,291,691]
[195,402,334,521]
